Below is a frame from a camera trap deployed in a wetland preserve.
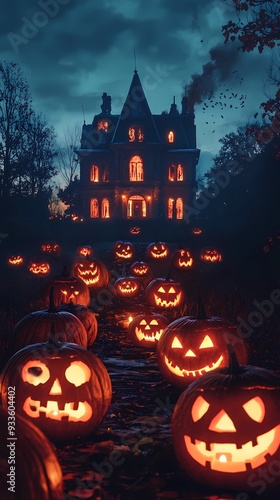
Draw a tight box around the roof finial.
[82,104,85,125]
[134,50,137,73]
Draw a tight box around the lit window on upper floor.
[101,198,110,218]
[128,127,144,142]
[102,168,109,182]
[168,165,175,181]
[176,198,183,219]
[168,131,174,143]
[97,120,109,132]
[177,164,183,181]
[90,198,99,218]
[129,155,144,181]
[167,198,174,218]
[168,164,184,181]
[90,165,99,182]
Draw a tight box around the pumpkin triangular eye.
[150,319,158,325]
[140,319,147,325]
[199,335,214,349]
[209,410,236,432]
[171,337,183,348]
[242,397,265,422]
[191,396,210,422]
[158,287,165,293]
[169,287,176,293]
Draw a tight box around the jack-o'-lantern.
[146,242,170,260]
[129,226,141,235]
[145,277,184,309]
[128,311,169,349]
[0,338,112,442]
[45,267,90,307]
[200,247,223,263]
[57,303,98,347]
[28,261,50,276]
[113,276,141,298]
[156,299,248,389]
[72,258,110,289]
[192,228,202,235]
[171,249,194,270]
[8,255,24,266]
[11,288,88,352]
[130,261,150,277]
[76,245,94,258]
[0,407,63,499]
[112,240,135,261]
[172,346,280,492]
[41,241,61,255]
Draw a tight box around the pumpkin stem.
[227,344,243,374]
[197,296,207,320]
[49,322,61,348]
[61,266,69,277]
[48,287,57,313]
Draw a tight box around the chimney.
[100,92,111,115]
[169,96,179,115]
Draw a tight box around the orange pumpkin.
[146,242,170,260]
[130,261,150,277]
[171,248,194,270]
[113,276,141,298]
[112,240,135,261]
[45,267,90,307]
[41,241,61,255]
[200,247,223,263]
[76,245,94,258]
[72,257,110,289]
[28,261,50,276]
[145,277,184,309]
[8,255,24,266]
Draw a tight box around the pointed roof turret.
[112,71,160,143]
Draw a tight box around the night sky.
[2,0,275,178]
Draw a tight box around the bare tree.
[56,124,80,187]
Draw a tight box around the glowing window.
[90,198,99,218]
[128,127,136,142]
[90,165,99,182]
[97,120,108,132]
[101,198,110,218]
[168,198,174,219]
[102,168,109,182]
[128,127,144,142]
[168,131,174,143]
[138,128,144,141]
[176,198,183,219]
[177,164,184,181]
[129,155,144,181]
[168,165,175,181]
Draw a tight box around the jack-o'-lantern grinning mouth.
[154,292,182,307]
[119,285,138,294]
[178,258,193,268]
[184,425,280,472]
[151,250,167,258]
[116,251,133,259]
[77,267,99,285]
[23,397,92,422]
[164,355,223,377]
[135,327,164,342]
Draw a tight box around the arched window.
[129,155,144,181]
[176,198,183,219]
[168,131,174,143]
[168,198,174,219]
[102,168,109,182]
[177,164,184,181]
[90,198,99,218]
[101,198,110,218]
[97,120,109,132]
[168,165,175,181]
[128,126,144,142]
[127,195,146,218]
[90,165,99,182]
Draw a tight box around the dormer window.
[90,165,99,182]
[97,120,109,132]
[168,131,174,143]
[129,155,144,181]
[128,126,144,142]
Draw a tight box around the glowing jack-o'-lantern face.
[130,226,141,235]
[192,228,202,235]
[0,342,112,442]
[157,314,248,389]
[172,356,280,492]
[145,278,184,309]
[41,242,61,255]
[28,261,50,276]
[8,255,24,266]
[112,241,135,260]
[128,313,169,349]
[171,249,194,270]
[76,246,94,258]
[146,242,170,260]
[72,259,109,289]
[200,248,223,263]
[114,276,141,298]
[130,261,150,277]
[45,269,90,307]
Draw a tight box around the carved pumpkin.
[11,289,88,352]
[130,261,150,277]
[200,247,223,263]
[129,226,141,235]
[172,346,280,492]
[146,242,170,260]
[8,255,24,266]
[112,240,135,261]
[156,299,248,389]
[76,245,94,258]
[0,337,112,442]
[127,311,170,349]
[28,261,50,276]
[45,267,90,307]
[145,277,184,309]
[41,241,61,255]
[113,276,141,298]
[171,248,194,270]
[0,407,63,499]
[57,303,98,347]
[71,257,110,289]
[192,228,202,235]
